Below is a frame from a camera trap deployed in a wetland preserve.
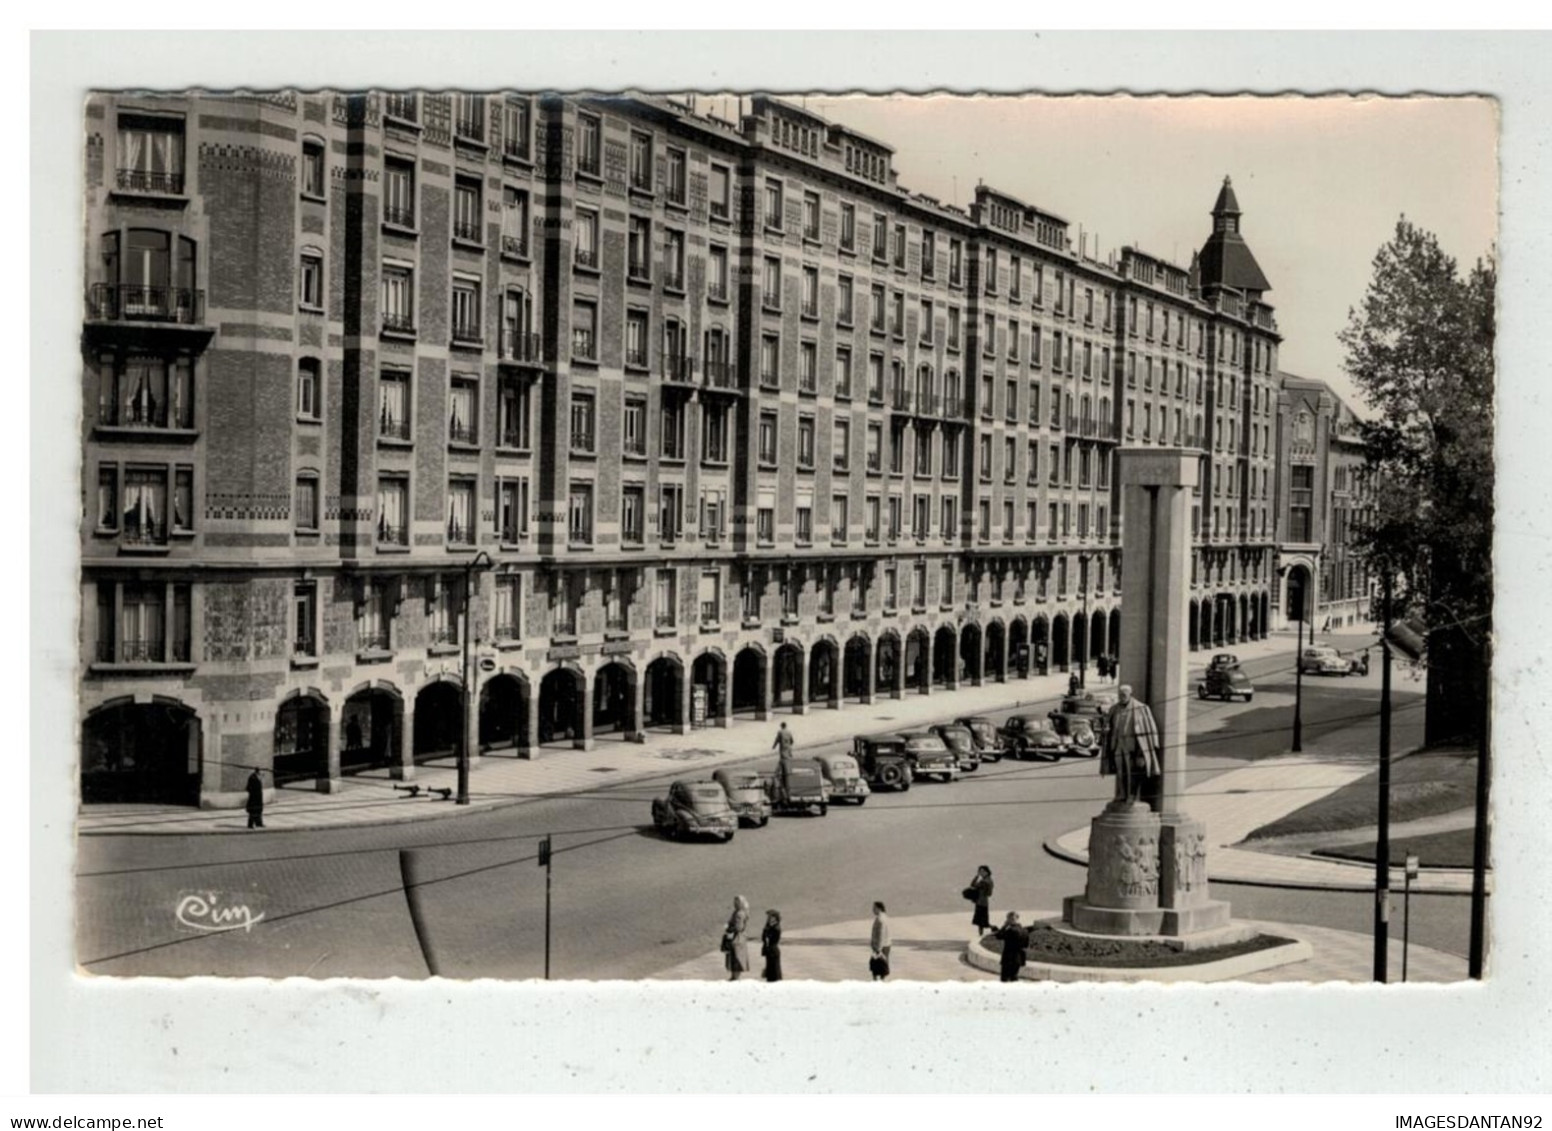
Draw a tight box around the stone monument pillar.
[1063,448,1231,938]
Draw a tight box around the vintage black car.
[932,723,980,772]
[854,735,913,791]
[998,715,1066,761]
[712,768,772,827]
[1208,652,1241,672]
[651,779,739,842]
[1049,693,1110,746]
[953,716,1004,763]
[901,732,959,783]
[1197,664,1254,702]
[762,758,830,817]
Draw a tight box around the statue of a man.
[1101,684,1162,806]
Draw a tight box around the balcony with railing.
[120,520,168,548]
[381,311,416,337]
[703,360,740,393]
[116,168,185,195]
[450,319,483,347]
[914,390,940,419]
[376,521,407,547]
[293,632,317,659]
[448,418,477,446]
[383,93,419,123]
[663,267,685,291]
[890,386,913,415]
[501,233,529,259]
[500,328,542,367]
[454,115,486,144]
[453,218,483,244]
[379,412,411,442]
[384,205,416,229]
[575,246,598,270]
[87,284,206,329]
[99,394,194,433]
[662,354,697,385]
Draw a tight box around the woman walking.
[760,909,783,983]
[968,865,994,937]
[992,911,1029,983]
[722,895,751,981]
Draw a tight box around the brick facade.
[79,90,1292,808]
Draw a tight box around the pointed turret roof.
[1197,175,1271,294]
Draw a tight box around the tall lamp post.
[458,549,495,806]
[1077,551,1093,689]
[1279,562,1307,753]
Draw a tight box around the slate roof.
[1197,176,1272,293]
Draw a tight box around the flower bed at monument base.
[984,923,1297,968]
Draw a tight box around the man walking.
[245,767,266,829]
[772,720,795,765]
[869,901,892,981]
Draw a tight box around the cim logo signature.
[175,890,266,934]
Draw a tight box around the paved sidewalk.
[82,645,1239,835]
[648,911,1467,983]
[1045,755,1482,894]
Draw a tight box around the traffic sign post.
[1403,853,1419,982]
[538,835,553,980]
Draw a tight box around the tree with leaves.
[1339,218,1494,742]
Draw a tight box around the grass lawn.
[1313,827,1479,868]
[1246,744,1477,841]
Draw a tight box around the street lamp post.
[1279,562,1306,753]
[1078,552,1092,690]
[458,549,495,806]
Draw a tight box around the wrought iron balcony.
[702,359,739,390]
[120,521,168,547]
[454,116,485,143]
[379,413,411,441]
[663,354,696,384]
[383,94,418,122]
[293,634,316,658]
[891,387,913,414]
[500,329,543,366]
[87,284,204,325]
[381,312,416,336]
[450,321,483,347]
[503,136,530,162]
[575,247,598,269]
[358,627,391,651]
[119,637,166,663]
[99,396,194,432]
[384,205,416,229]
[448,418,477,445]
[663,269,685,291]
[626,346,650,369]
[454,219,483,243]
[115,168,184,195]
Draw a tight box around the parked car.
[712,768,772,827]
[999,715,1067,761]
[1300,645,1351,675]
[1197,663,1255,702]
[1208,652,1241,672]
[651,779,739,842]
[900,731,959,782]
[817,752,871,805]
[853,735,913,791]
[932,723,980,772]
[763,757,829,816]
[954,716,1004,763]
[1050,693,1111,746]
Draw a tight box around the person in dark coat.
[968,865,994,937]
[245,768,265,829]
[870,901,892,980]
[761,909,783,982]
[1068,672,1081,697]
[722,895,750,981]
[992,911,1029,983]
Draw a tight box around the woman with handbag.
[760,909,783,982]
[722,895,751,981]
[965,865,994,937]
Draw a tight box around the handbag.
[720,933,733,953]
[961,886,979,902]
[869,954,890,978]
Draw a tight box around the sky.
[774,95,1501,416]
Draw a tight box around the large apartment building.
[79,90,1285,808]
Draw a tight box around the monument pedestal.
[1062,803,1232,938]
